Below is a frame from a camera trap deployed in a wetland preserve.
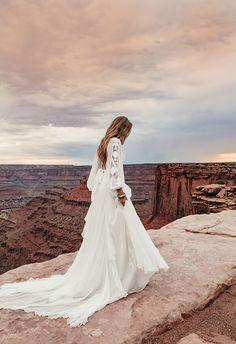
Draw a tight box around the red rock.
[0,210,235,343]
[63,176,91,201]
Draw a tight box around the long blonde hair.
[97,115,132,169]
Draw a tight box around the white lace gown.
[0,137,170,327]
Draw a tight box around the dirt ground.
[144,283,236,344]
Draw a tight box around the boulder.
[162,209,236,237]
[192,184,236,214]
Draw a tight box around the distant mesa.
[63,176,91,203]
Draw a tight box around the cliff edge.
[0,210,235,344]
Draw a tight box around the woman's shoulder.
[107,137,122,154]
[108,136,121,145]
[110,136,121,142]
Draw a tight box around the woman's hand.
[118,194,127,206]
[117,188,127,207]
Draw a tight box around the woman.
[0,115,169,327]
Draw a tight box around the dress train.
[0,138,169,327]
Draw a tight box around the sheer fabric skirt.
[0,169,169,327]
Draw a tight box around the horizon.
[0,161,236,167]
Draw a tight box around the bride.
[0,115,170,327]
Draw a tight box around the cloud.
[0,0,235,163]
[0,120,103,165]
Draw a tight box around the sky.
[0,0,235,165]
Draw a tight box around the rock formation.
[149,162,236,227]
[192,183,236,213]
[0,187,87,274]
[0,210,235,343]
[63,175,91,203]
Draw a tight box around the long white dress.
[0,137,170,327]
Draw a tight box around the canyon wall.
[0,163,157,218]
[0,186,87,274]
[150,162,236,226]
[0,164,81,199]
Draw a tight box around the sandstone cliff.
[150,162,236,226]
[192,183,236,213]
[0,186,87,274]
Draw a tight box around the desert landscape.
[1,0,236,342]
[0,162,235,343]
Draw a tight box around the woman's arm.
[86,150,100,191]
[107,138,127,206]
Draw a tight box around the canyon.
[0,162,235,275]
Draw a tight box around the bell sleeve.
[86,150,101,192]
[107,138,125,190]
